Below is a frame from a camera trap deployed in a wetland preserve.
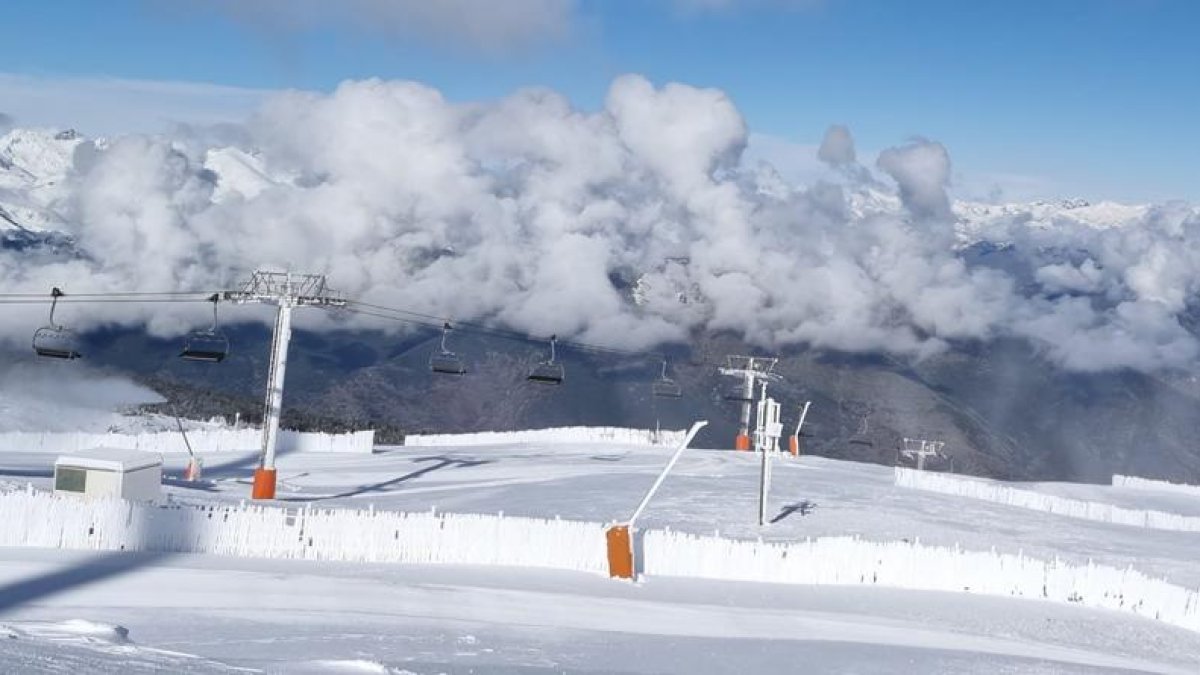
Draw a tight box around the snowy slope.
[0,128,82,233]
[2,434,1200,672]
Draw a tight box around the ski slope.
[2,431,1200,673]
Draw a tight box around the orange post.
[606,525,635,579]
[788,435,800,456]
[251,467,277,500]
[735,433,751,451]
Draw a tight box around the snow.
[202,146,287,203]
[1113,474,1200,498]
[0,428,376,455]
[0,128,81,233]
[895,466,1200,532]
[54,447,162,472]
[403,425,686,447]
[2,483,1197,634]
[3,431,1200,671]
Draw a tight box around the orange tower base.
[788,435,800,456]
[251,468,277,500]
[735,433,751,451]
[606,525,635,579]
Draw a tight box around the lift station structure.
[719,356,779,451]
[224,271,346,499]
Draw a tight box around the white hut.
[53,448,162,501]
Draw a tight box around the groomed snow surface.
[2,426,1200,673]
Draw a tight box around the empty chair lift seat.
[53,448,162,501]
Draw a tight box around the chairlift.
[32,287,82,360]
[527,334,565,385]
[652,360,682,398]
[180,294,230,363]
[429,322,466,375]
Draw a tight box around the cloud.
[0,72,269,136]
[0,112,13,131]
[193,0,576,53]
[876,138,953,223]
[2,75,1198,374]
[817,124,855,167]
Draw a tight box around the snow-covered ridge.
[1,487,1197,634]
[0,125,1182,239]
[0,429,375,455]
[403,426,685,448]
[0,127,83,234]
[895,467,1200,532]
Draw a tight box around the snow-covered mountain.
[0,126,1182,242]
[0,128,84,234]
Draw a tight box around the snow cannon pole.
[789,401,811,457]
[607,420,708,580]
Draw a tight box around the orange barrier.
[606,524,635,579]
[251,467,277,500]
[183,458,203,481]
[735,433,751,451]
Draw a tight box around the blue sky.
[1,0,1197,202]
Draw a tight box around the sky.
[0,0,1197,201]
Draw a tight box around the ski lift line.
[0,290,219,299]
[0,297,215,305]
[2,287,774,372]
[343,299,656,356]
[341,302,671,361]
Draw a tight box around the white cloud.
[190,0,576,53]
[0,72,270,136]
[2,75,1199,374]
[817,124,855,167]
[876,138,953,223]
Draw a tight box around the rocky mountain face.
[4,126,1200,485]
[22,319,1193,486]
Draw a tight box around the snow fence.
[0,488,607,573]
[2,489,1198,633]
[895,467,1200,533]
[641,529,1200,633]
[404,426,685,448]
[1112,474,1200,498]
[0,429,375,455]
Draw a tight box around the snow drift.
[402,426,685,448]
[0,429,375,455]
[1112,474,1200,498]
[896,467,1200,532]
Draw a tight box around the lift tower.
[225,271,345,499]
[719,356,778,451]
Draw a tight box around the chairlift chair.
[180,294,230,363]
[527,334,565,385]
[652,360,682,398]
[32,287,82,360]
[429,322,467,375]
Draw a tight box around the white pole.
[628,420,708,528]
[757,388,771,525]
[260,303,293,471]
[794,401,811,437]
